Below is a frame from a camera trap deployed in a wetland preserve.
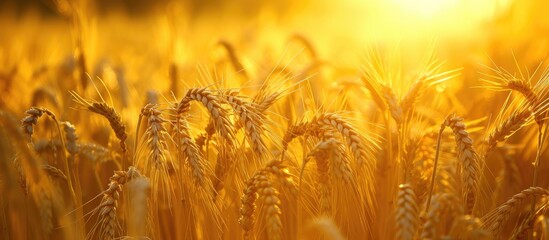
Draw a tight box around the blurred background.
[0,0,547,113]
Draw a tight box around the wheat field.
[2,0,549,239]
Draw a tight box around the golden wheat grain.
[176,88,236,192]
[239,174,260,236]
[482,187,549,238]
[62,121,79,155]
[315,135,353,184]
[360,75,386,112]
[309,113,374,167]
[71,92,128,156]
[239,160,293,239]
[262,184,282,240]
[222,90,268,156]
[486,108,532,154]
[178,87,236,144]
[21,107,54,142]
[20,107,79,219]
[140,104,169,172]
[307,139,335,214]
[93,167,142,240]
[380,84,403,124]
[395,183,418,240]
[282,120,309,151]
[443,114,480,214]
[400,80,424,114]
[138,104,173,204]
[254,91,283,114]
[41,164,68,181]
[264,160,299,196]
[402,135,419,182]
[507,80,539,110]
[174,117,207,187]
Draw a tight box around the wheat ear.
[21,107,54,142]
[443,114,480,214]
[307,139,334,214]
[381,84,403,124]
[21,107,79,216]
[176,88,236,192]
[486,108,532,155]
[482,187,549,238]
[41,164,67,181]
[94,167,142,240]
[177,87,235,144]
[71,92,128,157]
[222,90,268,156]
[400,80,424,114]
[395,183,418,240]
[175,117,206,187]
[239,160,294,239]
[140,104,169,172]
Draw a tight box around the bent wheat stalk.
[71,92,128,165]
[482,187,549,238]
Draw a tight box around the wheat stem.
[426,124,445,212]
